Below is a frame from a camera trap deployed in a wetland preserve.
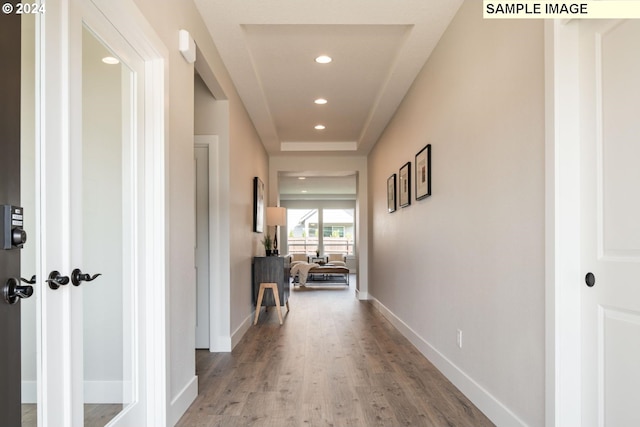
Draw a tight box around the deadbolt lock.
[1,205,27,250]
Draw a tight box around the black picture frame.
[399,162,411,208]
[415,144,432,200]
[253,177,264,232]
[387,174,397,213]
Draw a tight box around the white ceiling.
[194,0,463,157]
[278,171,357,199]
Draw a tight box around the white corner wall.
[368,2,545,426]
[131,0,268,423]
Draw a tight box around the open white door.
[38,0,167,425]
[579,19,640,426]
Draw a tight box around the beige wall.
[368,2,544,425]
[132,0,268,421]
[129,0,544,423]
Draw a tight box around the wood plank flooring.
[177,279,494,427]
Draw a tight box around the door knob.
[585,272,596,287]
[71,268,102,286]
[21,275,36,284]
[46,270,70,290]
[2,277,34,304]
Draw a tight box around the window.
[323,226,344,238]
[322,209,354,255]
[286,209,318,254]
[285,207,354,256]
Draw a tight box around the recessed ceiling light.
[301,190,308,193]
[314,98,328,105]
[314,125,326,130]
[298,177,306,180]
[102,56,120,65]
[315,55,332,64]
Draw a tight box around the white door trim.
[195,135,231,352]
[37,0,168,424]
[545,19,582,427]
[90,0,170,423]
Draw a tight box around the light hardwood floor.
[177,278,494,427]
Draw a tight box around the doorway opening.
[194,58,231,352]
[278,172,359,279]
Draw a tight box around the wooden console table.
[252,256,290,308]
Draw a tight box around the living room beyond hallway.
[177,276,493,426]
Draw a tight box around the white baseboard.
[23,380,135,404]
[22,381,36,403]
[369,296,527,427]
[210,334,232,352]
[231,312,253,350]
[355,289,368,300]
[169,375,198,426]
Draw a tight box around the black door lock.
[71,268,102,286]
[2,277,34,305]
[1,205,27,250]
[46,270,70,290]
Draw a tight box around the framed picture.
[387,174,397,213]
[399,162,411,208]
[253,177,264,232]
[415,144,431,200]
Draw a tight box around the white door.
[195,145,210,349]
[580,19,640,426]
[38,0,165,424]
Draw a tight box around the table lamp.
[266,207,287,255]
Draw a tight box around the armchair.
[286,253,310,267]
[326,253,347,266]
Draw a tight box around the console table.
[310,255,328,264]
[252,256,290,307]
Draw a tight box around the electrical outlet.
[456,329,463,348]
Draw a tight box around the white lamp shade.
[266,207,287,226]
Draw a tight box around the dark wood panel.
[252,256,289,307]
[0,8,22,427]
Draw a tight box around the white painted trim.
[168,375,198,426]
[355,289,368,300]
[369,296,527,427]
[37,0,167,424]
[212,335,233,353]
[86,1,170,425]
[21,381,37,404]
[37,0,80,424]
[544,19,582,427]
[281,141,358,151]
[89,1,170,424]
[27,379,131,404]
[231,313,254,350]
[195,135,232,352]
[144,56,169,427]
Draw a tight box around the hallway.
[177,280,493,427]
